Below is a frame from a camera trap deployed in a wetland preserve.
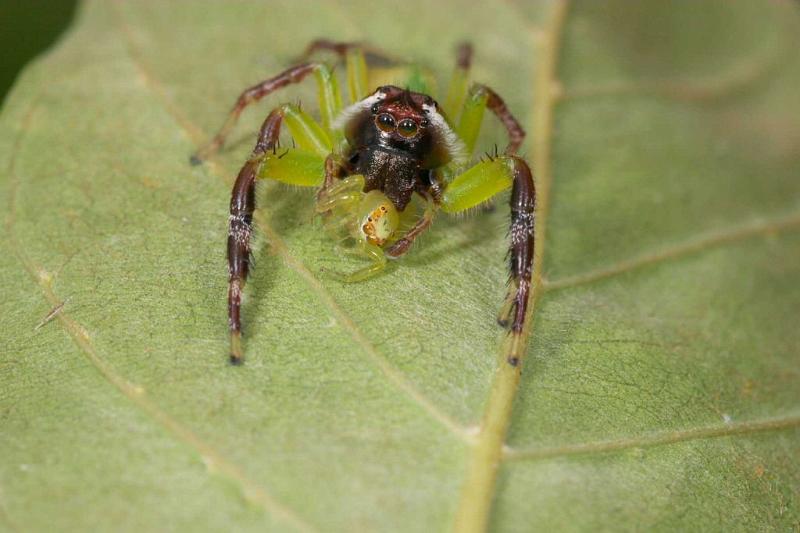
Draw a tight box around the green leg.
[315,175,365,212]
[257,148,325,187]
[301,40,436,114]
[253,102,332,186]
[440,157,514,213]
[443,42,473,122]
[313,64,343,133]
[279,103,332,158]
[456,85,489,158]
[331,241,387,283]
[453,81,528,160]
[345,47,369,103]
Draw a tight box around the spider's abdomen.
[356,146,420,212]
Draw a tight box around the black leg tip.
[229,331,243,365]
[507,355,520,367]
[189,154,203,166]
[497,317,510,329]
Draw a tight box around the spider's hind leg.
[441,155,536,363]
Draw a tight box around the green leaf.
[2,1,799,531]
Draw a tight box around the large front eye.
[397,118,418,138]
[376,113,396,132]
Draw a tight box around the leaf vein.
[3,88,317,533]
[543,211,800,292]
[503,414,800,461]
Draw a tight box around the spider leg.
[317,154,349,201]
[301,39,405,66]
[227,105,328,364]
[227,110,281,364]
[443,42,473,121]
[441,156,536,339]
[343,46,369,104]
[316,175,365,212]
[303,39,429,104]
[385,192,437,258]
[329,241,387,283]
[457,83,526,156]
[304,41,369,104]
[192,62,342,163]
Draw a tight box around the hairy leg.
[440,156,536,358]
[317,154,348,201]
[456,83,527,157]
[302,39,399,63]
[477,84,526,155]
[192,62,341,163]
[301,39,371,104]
[499,157,536,335]
[227,109,284,363]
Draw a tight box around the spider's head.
[369,86,430,145]
[338,86,466,168]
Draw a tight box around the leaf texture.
[1,1,799,531]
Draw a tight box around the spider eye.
[370,103,380,114]
[397,118,418,138]
[376,113,396,132]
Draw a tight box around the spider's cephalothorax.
[193,40,535,365]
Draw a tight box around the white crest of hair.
[422,103,468,165]
[331,90,386,131]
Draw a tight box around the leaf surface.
[1,1,799,531]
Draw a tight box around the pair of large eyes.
[374,113,425,138]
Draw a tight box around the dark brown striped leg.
[317,153,346,201]
[385,193,436,258]
[473,84,526,155]
[301,39,401,65]
[302,39,355,58]
[497,157,536,366]
[227,109,284,364]
[191,63,319,164]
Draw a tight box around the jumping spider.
[192,40,536,365]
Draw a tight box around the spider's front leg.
[226,102,333,364]
[227,110,282,363]
[441,156,536,362]
[191,61,342,164]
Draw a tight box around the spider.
[192,40,536,365]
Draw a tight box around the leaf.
[1,0,799,531]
